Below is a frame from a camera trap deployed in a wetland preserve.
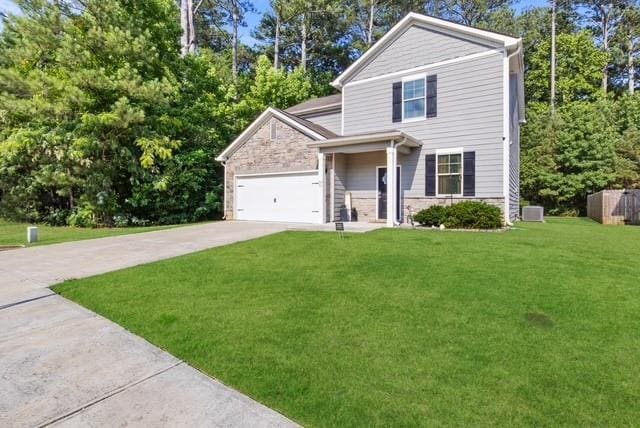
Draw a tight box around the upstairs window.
[402,77,425,120]
[437,152,462,196]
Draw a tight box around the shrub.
[414,205,449,226]
[67,205,98,228]
[444,201,502,229]
[112,214,131,228]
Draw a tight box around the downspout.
[503,43,522,227]
[506,43,522,72]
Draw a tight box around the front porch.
[308,131,422,227]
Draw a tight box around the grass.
[0,219,180,247]
[54,218,640,426]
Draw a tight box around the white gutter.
[502,43,522,227]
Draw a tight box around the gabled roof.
[286,94,342,116]
[215,107,332,162]
[332,12,522,89]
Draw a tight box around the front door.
[377,166,400,221]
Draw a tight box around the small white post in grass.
[27,226,38,243]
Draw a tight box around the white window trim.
[401,74,426,123]
[435,148,464,197]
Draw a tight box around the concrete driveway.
[0,221,299,427]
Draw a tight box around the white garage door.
[235,171,321,223]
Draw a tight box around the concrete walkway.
[0,221,299,427]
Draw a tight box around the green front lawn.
[0,219,178,247]
[55,218,640,426]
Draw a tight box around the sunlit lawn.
[55,218,640,426]
[0,219,178,247]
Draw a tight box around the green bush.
[444,201,502,229]
[414,205,448,226]
[413,202,503,229]
[67,205,98,228]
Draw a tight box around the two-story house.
[216,13,525,226]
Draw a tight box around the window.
[437,153,462,195]
[403,77,425,120]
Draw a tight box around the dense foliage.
[414,202,503,229]
[0,0,319,226]
[1,0,640,223]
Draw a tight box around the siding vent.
[270,120,278,141]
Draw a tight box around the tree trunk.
[629,34,635,94]
[551,0,556,111]
[274,11,280,69]
[180,0,189,56]
[367,1,375,47]
[602,12,609,93]
[301,14,307,70]
[187,0,196,54]
[232,0,238,79]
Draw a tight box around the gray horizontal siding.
[345,152,386,199]
[343,51,505,198]
[302,111,342,135]
[353,25,497,81]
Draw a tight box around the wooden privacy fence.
[587,190,640,225]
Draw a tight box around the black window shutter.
[426,75,437,118]
[392,81,402,122]
[425,154,436,196]
[463,151,475,197]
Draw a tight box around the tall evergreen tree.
[612,3,640,93]
[0,0,228,225]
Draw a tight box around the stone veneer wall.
[224,118,318,219]
[350,197,378,222]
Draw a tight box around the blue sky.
[240,0,549,44]
[1,0,549,42]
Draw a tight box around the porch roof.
[306,130,421,152]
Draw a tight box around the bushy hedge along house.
[216,13,525,226]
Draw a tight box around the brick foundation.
[349,196,506,224]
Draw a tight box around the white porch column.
[318,152,326,224]
[386,145,396,227]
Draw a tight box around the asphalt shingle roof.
[285,94,342,115]
[275,109,338,139]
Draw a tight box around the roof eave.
[307,131,421,149]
